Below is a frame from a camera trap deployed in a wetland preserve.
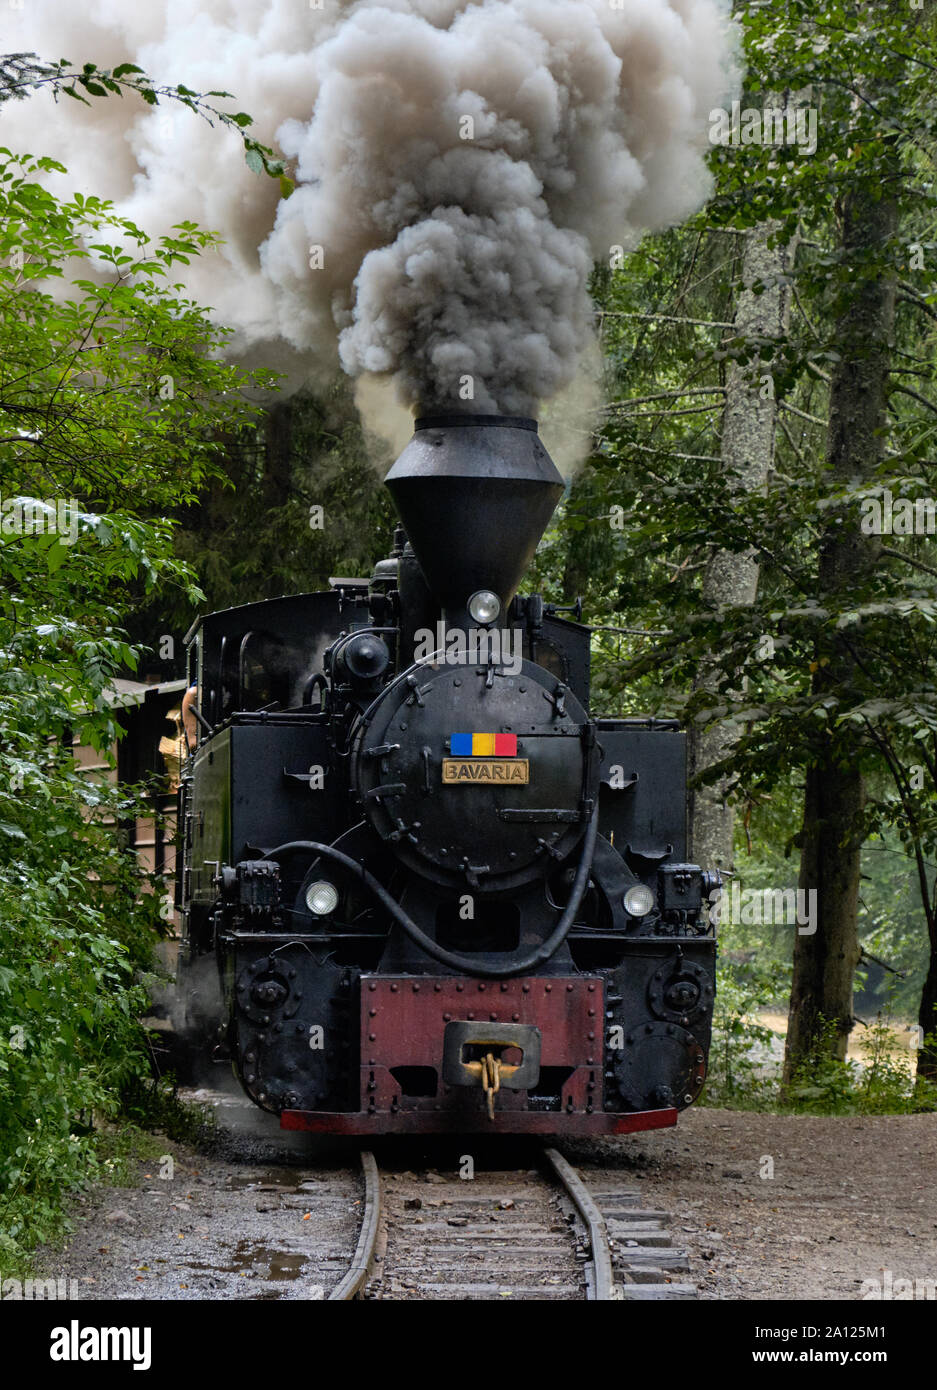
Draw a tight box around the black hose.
[263,805,599,980]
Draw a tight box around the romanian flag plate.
[450,732,518,757]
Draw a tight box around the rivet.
[434,983,442,992]
[456,983,464,992]
[545,984,552,993]
[443,1013,451,1022]
[512,1013,520,1022]
[566,984,574,992]
[522,984,530,993]
[588,1009,595,1017]
[478,983,486,991]
[489,1013,497,1021]
[467,1012,475,1020]
[588,1032,595,1041]
[588,983,596,992]
[369,1032,376,1041]
[369,982,377,991]
[500,983,508,992]
[412,983,420,993]
[390,983,398,992]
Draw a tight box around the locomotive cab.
[178,415,718,1133]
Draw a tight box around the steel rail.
[329,1149,381,1300]
[542,1146,616,1301]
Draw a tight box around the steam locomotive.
[177,414,718,1135]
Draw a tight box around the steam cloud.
[4,0,737,423]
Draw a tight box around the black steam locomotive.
[177,415,717,1135]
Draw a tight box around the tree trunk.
[263,399,294,511]
[689,220,793,871]
[917,913,937,1083]
[783,185,896,1081]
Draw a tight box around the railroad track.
[332,1147,697,1301]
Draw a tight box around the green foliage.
[782,1014,937,1115]
[0,52,289,184]
[706,982,937,1115]
[119,1072,214,1148]
[703,955,787,1109]
[124,383,398,671]
[556,1,937,1086]
[0,146,268,1269]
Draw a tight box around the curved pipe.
[262,805,599,980]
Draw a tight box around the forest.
[1,0,936,1282]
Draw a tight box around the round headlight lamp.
[305,880,339,916]
[623,883,655,918]
[467,590,501,626]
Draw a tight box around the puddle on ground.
[225,1168,319,1193]
[179,1240,309,1283]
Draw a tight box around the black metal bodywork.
[178,416,717,1134]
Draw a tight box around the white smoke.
[3,0,738,428]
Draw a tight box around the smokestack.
[384,415,564,622]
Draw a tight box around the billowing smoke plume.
[3,0,737,427]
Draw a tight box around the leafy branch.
[0,53,292,192]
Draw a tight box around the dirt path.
[37,1099,937,1301]
[568,1108,937,1300]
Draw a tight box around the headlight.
[467,589,501,626]
[305,880,339,916]
[623,883,655,917]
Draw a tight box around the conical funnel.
[384,415,564,617]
